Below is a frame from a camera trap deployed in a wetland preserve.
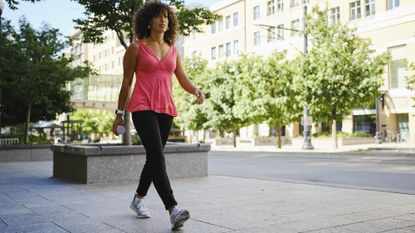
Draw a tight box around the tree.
[0,18,91,144]
[71,109,113,137]
[72,0,220,145]
[204,61,251,147]
[408,61,415,106]
[4,0,41,10]
[296,7,390,148]
[174,53,210,142]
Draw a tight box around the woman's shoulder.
[125,42,139,57]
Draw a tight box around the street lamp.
[301,0,314,150]
[375,93,385,144]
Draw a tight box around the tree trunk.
[332,109,338,149]
[203,129,206,143]
[122,112,132,145]
[276,119,282,149]
[121,36,135,145]
[232,129,237,148]
[24,103,31,144]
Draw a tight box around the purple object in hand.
[117,125,126,135]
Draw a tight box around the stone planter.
[52,143,210,184]
[341,137,374,145]
[0,144,53,162]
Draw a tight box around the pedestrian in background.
[112,2,205,230]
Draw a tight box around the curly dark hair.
[133,2,179,46]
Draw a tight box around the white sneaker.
[130,195,151,218]
[170,206,190,230]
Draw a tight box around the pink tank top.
[127,40,178,117]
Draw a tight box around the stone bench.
[0,144,53,162]
[51,143,210,184]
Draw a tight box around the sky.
[2,0,218,36]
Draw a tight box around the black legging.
[132,110,177,210]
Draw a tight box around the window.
[254,31,261,45]
[350,1,361,20]
[233,12,239,26]
[330,7,340,24]
[211,47,216,60]
[211,23,216,34]
[387,0,400,10]
[290,19,300,36]
[233,40,239,55]
[277,24,284,40]
[253,5,260,20]
[365,0,375,16]
[218,45,224,58]
[389,45,408,89]
[226,42,232,57]
[267,0,275,16]
[290,0,299,8]
[226,15,231,29]
[277,0,284,12]
[267,27,276,42]
[218,19,223,32]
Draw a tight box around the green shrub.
[132,134,142,145]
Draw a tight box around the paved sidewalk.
[211,142,415,153]
[1,161,415,233]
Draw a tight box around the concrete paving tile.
[394,213,415,222]
[0,186,26,194]
[54,220,117,233]
[384,225,415,233]
[0,213,48,227]
[97,214,172,233]
[0,194,18,207]
[344,218,415,233]
[224,224,296,233]
[18,222,69,233]
[305,226,362,233]
[0,205,33,215]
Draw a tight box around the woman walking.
[112,2,205,230]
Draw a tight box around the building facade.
[68,29,127,109]
[183,0,415,143]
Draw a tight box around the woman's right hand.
[112,116,125,136]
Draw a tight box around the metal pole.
[375,97,382,144]
[302,0,314,150]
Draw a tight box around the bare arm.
[117,43,138,111]
[112,43,138,135]
[174,51,205,104]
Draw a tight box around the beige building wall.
[184,0,246,66]
[183,0,415,143]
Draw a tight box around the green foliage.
[71,109,113,136]
[0,18,92,143]
[72,0,220,47]
[174,53,209,131]
[29,133,53,144]
[4,0,41,10]
[203,61,251,133]
[132,134,142,145]
[408,61,415,106]
[296,7,391,123]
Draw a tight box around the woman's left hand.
[194,89,205,105]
